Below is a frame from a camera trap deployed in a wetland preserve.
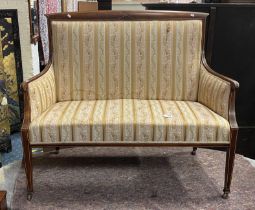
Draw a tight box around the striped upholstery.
[198,65,231,120]
[29,100,230,144]
[52,20,202,101]
[28,66,56,121]
[27,19,232,144]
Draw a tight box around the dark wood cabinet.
[143,3,255,158]
[98,0,112,10]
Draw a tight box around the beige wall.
[112,0,160,2]
[112,0,201,3]
[0,0,40,80]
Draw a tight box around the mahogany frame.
[21,11,239,201]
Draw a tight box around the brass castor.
[222,191,229,199]
[27,192,33,201]
[191,147,197,155]
[191,150,196,155]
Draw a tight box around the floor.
[0,160,21,208]
[1,134,255,209]
[0,133,23,208]
[2,133,23,166]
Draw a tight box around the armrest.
[21,64,56,131]
[198,56,239,129]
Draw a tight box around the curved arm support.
[21,63,56,132]
[198,54,239,130]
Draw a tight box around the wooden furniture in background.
[98,0,112,10]
[143,2,255,159]
[0,191,7,210]
[78,1,98,12]
[221,0,255,2]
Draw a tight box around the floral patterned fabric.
[29,100,230,144]
[39,0,62,64]
[27,19,232,144]
[198,65,231,120]
[52,20,202,101]
[62,0,78,12]
[28,66,56,122]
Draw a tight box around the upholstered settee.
[21,11,239,200]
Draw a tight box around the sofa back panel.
[51,20,202,101]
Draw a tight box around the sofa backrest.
[48,11,206,101]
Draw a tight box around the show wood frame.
[21,11,239,201]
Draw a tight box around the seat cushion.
[29,100,230,144]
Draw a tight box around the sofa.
[21,11,239,200]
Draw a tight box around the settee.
[21,11,239,200]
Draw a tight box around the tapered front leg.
[21,130,33,201]
[222,129,238,199]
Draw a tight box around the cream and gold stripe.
[71,22,81,100]
[123,22,132,99]
[175,101,198,142]
[160,100,185,142]
[29,104,56,143]
[104,99,122,142]
[91,100,107,142]
[51,20,203,101]
[198,65,231,119]
[122,99,135,142]
[148,22,157,99]
[97,22,106,99]
[29,100,230,144]
[134,100,153,142]
[149,100,166,142]
[29,66,56,121]
[28,20,232,145]
[73,101,96,142]
[40,102,69,143]
[59,101,80,142]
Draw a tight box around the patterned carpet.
[1,133,43,166]
[2,133,22,166]
[11,147,255,210]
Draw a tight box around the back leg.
[55,147,60,154]
[191,147,197,155]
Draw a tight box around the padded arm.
[198,57,239,124]
[21,64,56,126]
